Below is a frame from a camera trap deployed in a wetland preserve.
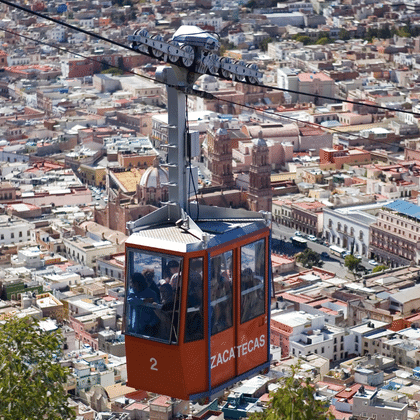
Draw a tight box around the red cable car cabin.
[124,204,271,400]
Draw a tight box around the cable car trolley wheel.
[150,34,164,59]
[235,61,247,82]
[219,57,233,79]
[129,29,150,54]
[168,41,181,64]
[181,44,195,68]
[245,63,261,85]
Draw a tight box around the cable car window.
[210,251,233,335]
[240,239,265,323]
[125,249,182,344]
[185,257,204,343]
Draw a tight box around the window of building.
[11,233,14,239]
[19,231,22,238]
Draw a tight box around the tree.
[296,248,323,268]
[345,254,361,278]
[101,67,124,76]
[339,28,350,40]
[293,35,311,45]
[259,37,273,52]
[0,317,75,420]
[316,36,330,45]
[373,264,388,273]
[250,363,334,420]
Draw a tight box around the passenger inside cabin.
[127,272,160,336]
[142,268,161,303]
[185,258,204,342]
[210,253,233,335]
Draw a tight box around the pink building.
[233,140,293,171]
[338,112,373,125]
[20,186,92,207]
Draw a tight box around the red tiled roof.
[317,381,344,392]
[293,201,325,210]
[259,393,271,403]
[328,405,352,420]
[151,396,171,407]
[299,126,326,136]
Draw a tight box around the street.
[271,222,370,279]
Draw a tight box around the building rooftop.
[271,310,320,326]
[384,200,420,221]
[390,285,420,304]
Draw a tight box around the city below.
[2,0,420,418]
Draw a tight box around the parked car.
[307,235,317,242]
[368,259,378,266]
[294,231,302,236]
[321,252,329,258]
[354,254,362,260]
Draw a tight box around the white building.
[0,215,34,245]
[47,25,66,43]
[151,110,216,147]
[181,14,223,32]
[287,1,314,12]
[7,55,30,66]
[228,32,246,47]
[323,202,392,257]
[63,236,118,268]
[17,247,43,269]
[271,310,352,362]
[263,12,305,27]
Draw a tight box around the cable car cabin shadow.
[124,203,272,401]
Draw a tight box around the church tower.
[247,131,272,212]
[208,122,235,188]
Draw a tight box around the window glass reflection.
[210,251,233,335]
[241,239,265,323]
[185,257,204,343]
[125,249,182,344]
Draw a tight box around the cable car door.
[209,249,235,388]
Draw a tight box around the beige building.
[352,388,408,420]
[389,285,420,316]
[63,236,118,268]
[370,201,420,267]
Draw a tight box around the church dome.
[252,130,267,147]
[139,160,168,188]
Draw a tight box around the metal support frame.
[156,66,200,211]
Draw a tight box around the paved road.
[271,222,370,279]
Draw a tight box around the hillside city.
[5,0,420,418]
